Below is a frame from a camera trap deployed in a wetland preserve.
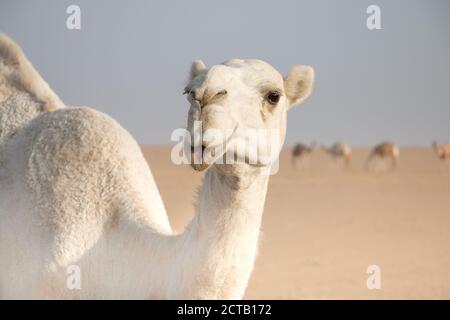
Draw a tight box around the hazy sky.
[1,0,449,146]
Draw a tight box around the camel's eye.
[266,91,280,105]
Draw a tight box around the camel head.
[184,59,314,173]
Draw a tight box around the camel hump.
[0,33,64,112]
[372,141,398,156]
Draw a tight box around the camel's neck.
[172,165,269,299]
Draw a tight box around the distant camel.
[366,141,400,171]
[322,141,352,167]
[292,142,316,167]
[432,141,450,160]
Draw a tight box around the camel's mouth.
[188,124,281,171]
[190,145,210,172]
[189,125,239,172]
[189,143,227,172]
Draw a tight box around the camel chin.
[190,161,210,172]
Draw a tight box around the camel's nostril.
[216,89,227,96]
[188,88,200,101]
[210,89,227,102]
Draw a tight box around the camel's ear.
[284,65,315,109]
[188,60,206,82]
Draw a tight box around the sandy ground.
[142,146,450,299]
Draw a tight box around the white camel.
[0,34,315,299]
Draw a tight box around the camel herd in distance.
[291,140,450,171]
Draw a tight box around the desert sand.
[142,146,450,299]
